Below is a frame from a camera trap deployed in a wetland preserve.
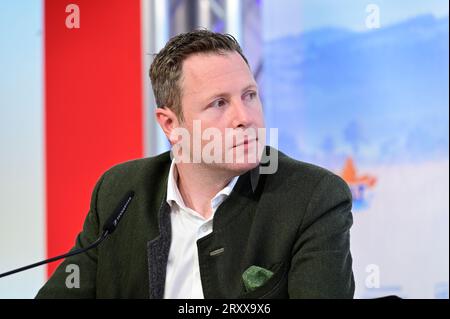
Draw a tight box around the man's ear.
[155,107,180,144]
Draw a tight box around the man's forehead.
[181,52,254,96]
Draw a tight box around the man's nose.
[230,99,252,128]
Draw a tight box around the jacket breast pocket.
[238,262,289,299]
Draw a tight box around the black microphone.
[0,191,135,279]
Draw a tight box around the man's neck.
[175,162,236,219]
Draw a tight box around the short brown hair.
[149,29,249,120]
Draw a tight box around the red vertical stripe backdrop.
[44,0,143,276]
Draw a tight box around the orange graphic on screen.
[341,157,377,204]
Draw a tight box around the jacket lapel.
[144,151,172,299]
[147,197,172,299]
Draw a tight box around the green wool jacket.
[36,147,354,299]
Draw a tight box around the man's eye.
[211,99,226,108]
[244,91,257,101]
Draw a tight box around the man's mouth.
[233,138,258,148]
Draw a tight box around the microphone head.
[103,191,135,235]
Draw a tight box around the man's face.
[175,51,265,175]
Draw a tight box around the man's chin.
[217,143,264,174]
[212,161,260,176]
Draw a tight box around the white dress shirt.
[163,161,239,299]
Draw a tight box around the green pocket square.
[242,265,274,292]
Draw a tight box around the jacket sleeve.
[288,173,355,298]
[35,174,105,299]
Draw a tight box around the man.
[36,30,354,298]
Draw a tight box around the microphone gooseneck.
[0,191,135,279]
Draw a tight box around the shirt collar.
[166,161,239,212]
[166,160,184,209]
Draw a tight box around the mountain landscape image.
[263,14,449,169]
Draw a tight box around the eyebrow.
[203,84,258,102]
